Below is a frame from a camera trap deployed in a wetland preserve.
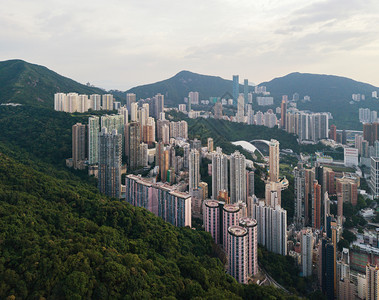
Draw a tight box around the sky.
[1,0,379,90]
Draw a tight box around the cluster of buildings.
[203,139,289,283]
[54,93,118,112]
[359,108,378,124]
[280,96,329,143]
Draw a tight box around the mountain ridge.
[1,59,378,128]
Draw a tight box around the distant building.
[344,148,359,167]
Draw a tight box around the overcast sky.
[1,0,379,90]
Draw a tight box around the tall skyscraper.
[246,170,255,198]
[252,200,287,255]
[280,97,287,129]
[130,102,138,122]
[203,200,221,244]
[239,217,258,277]
[301,230,314,277]
[126,93,136,111]
[98,128,122,198]
[90,94,101,111]
[188,92,199,106]
[154,93,164,119]
[269,139,280,182]
[212,148,228,199]
[233,75,239,106]
[88,116,100,165]
[227,225,249,283]
[236,95,245,123]
[126,122,141,170]
[370,157,379,197]
[294,164,306,228]
[312,181,322,229]
[223,204,241,252]
[72,123,87,170]
[189,149,200,191]
[229,151,246,203]
[102,94,114,111]
[243,79,249,105]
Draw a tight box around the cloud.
[1,0,379,89]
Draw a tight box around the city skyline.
[1,1,379,90]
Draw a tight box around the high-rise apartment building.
[98,128,122,198]
[294,164,306,227]
[212,148,228,199]
[363,123,379,146]
[101,94,114,111]
[370,157,379,198]
[125,175,191,227]
[90,94,101,111]
[252,200,287,255]
[329,124,337,141]
[281,98,287,129]
[366,264,379,300]
[269,139,280,182]
[239,217,258,277]
[301,230,314,277]
[312,181,322,230]
[88,116,100,165]
[130,102,138,122]
[126,93,136,111]
[207,137,214,152]
[246,170,255,198]
[189,149,200,191]
[229,151,246,203]
[188,91,199,106]
[154,93,164,119]
[265,181,281,208]
[126,122,141,170]
[228,225,249,284]
[336,177,358,206]
[243,79,249,105]
[233,75,239,105]
[203,200,221,244]
[72,123,87,170]
[223,204,241,252]
[236,95,245,123]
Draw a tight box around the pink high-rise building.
[204,200,220,244]
[228,225,249,284]
[239,217,258,276]
[223,204,241,252]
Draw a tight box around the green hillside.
[0,60,106,108]
[0,105,302,299]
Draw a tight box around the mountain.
[125,70,234,105]
[0,59,106,108]
[260,72,379,129]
